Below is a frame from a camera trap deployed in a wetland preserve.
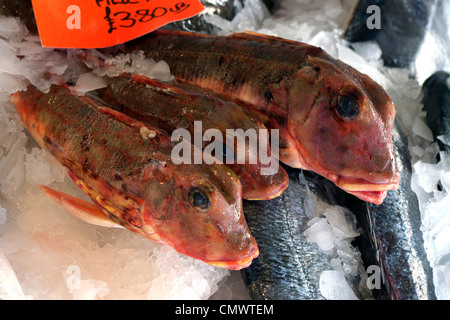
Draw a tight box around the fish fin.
[97,105,164,137]
[230,31,300,45]
[39,185,123,228]
[65,171,164,243]
[131,74,186,95]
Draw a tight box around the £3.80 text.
[102,2,190,33]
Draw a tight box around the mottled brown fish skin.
[126,30,400,204]
[94,73,289,200]
[10,84,259,270]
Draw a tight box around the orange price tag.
[31,0,205,48]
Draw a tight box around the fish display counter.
[0,0,449,301]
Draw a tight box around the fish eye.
[337,95,359,119]
[189,187,210,212]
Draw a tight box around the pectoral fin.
[39,185,123,229]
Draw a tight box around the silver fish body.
[242,124,436,300]
[346,124,437,300]
[241,167,341,300]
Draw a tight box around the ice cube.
[0,72,28,97]
[16,39,54,56]
[412,116,434,141]
[438,134,450,146]
[69,279,110,300]
[319,270,358,300]
[210,271,250,300]
[0,16,28,42]
[351,41,382,62]
[336,242,362,277]
[229,0,270,31]
[421,193,450,233]
[70,72,107,95]
[411,145,425,158]
[0,248,26,300]
[0,133,27,199]
[433,226,450,263]
[413,161,443,193]
[147,246,229,300]
[337,43,369,67]
[25,148,55,185]
[441,171,450,193]
[434,261,450,299]
[324,207,359,239]
[304,217,335,251]
[324,1,343,19]
[145,60,175,83]
[310,31,338,57]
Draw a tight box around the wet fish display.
[345,124,436,300]
[126,30,400,205]
[422,71,450,152]
[91,72,289,200]
[1,0,443,300]
[10,84,259,270]
[241,123,435,300]
[344,0,450,83]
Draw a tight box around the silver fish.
[344,0,450,83]
[346,124,437,300]
[241,166,351,300]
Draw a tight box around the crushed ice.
[300,175,371,300]
[1,0,450,300]
[0,13,227,300]
[409,123,450,299]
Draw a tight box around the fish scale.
[241,167,335,300]
[90,72,289,200]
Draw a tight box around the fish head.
[286,55,400,204]
[141,160,258,270]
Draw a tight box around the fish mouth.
[339,181,399,192]
[206,247,260,270]
[334,176,399,204]
[245,181,288,201]
[346,190,388,205]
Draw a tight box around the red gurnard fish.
[10,84,259,270]
[90,72,288,201]
[126,30,400,204]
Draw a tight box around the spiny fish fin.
[67,170,131,224]
[39,185,123,228]
[131,74,186,95]
[98,105,164,137]
[229,32,323,56]
[152,29,210,38]
[230,31,300,45]
[66,170,152,235]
